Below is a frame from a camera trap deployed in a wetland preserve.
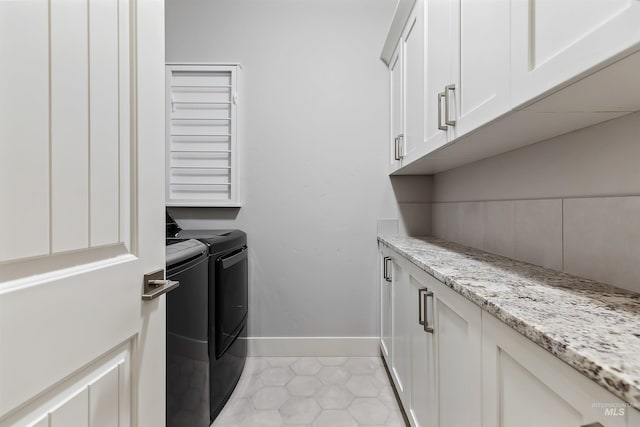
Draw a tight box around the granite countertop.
[378,235,640,409]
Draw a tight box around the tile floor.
[212,356,407,427]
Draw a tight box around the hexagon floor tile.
[212,357,406,427]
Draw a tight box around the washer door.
[215,246,248,358]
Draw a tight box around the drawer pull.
[423,289,434,334]
[438,92,448,131]
[418,288,427,326]
[445,84,456,126]
[383,256,392,282]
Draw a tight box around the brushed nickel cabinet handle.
[418,288,427,326]
[438,92,448,131]
[383,257,392,282]
[398,134,404,158]
[445,84,456,126]
[394,136,400,160]
[580,423,604,427]
[423,290,434,333]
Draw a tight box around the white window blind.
[165,64,240,206]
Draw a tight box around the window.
[165,64,240,206]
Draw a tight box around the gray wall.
[165,0,400,338]
[431,111,640,293]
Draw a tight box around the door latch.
[142,270,180,301]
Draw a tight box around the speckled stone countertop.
[378,235,640,409]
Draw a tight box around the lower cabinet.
[409,273,436,427]
[391,254,411,406]
[379,245,637,427]
[406,263,482,427]
[380,247,411,406]
[380,249,393,363]
[482,312,628,427]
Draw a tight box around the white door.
[510,0,640,108]
[431,275,481,427]
[450,0,510,139]
[481,313,627,427]
[389,48,403,172]
[380,251,393,364]
[401,0,425,164]
[390,256,410,406]
[0,0,165,426]
[424,0,452,152]
[408,274,435,427]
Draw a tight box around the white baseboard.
[245,337,380,357]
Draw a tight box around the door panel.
[511,0,640,107]
[89,365,120,427]
[532,0,628,67]
[89,0,121,247]
[380,253,392,362]
[501,351,582,427]
[390,49,403,171]
[0,345,130,427]
[0,0,165,426]
[402,1,424,161]
[482,312,627,427]
[0,0,50,262]
[432,277,482,427]
[391,258,410,404]
[424,0,451,150]
[0,255,139,417]
[436,301,470,427]
[454,0,510,137]
[49,390,89,427]
[50,0,90,253]
[409,275,435,427]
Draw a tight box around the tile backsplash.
[428,112,640,294]
[431,196,640,294]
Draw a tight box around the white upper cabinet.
[402,1,425,162]
[388,0,425,172]
[382,0,640,175]
[510,0,640,108]
[450,0,510,138]
[423,0,451,153]
[426,0,510,144]
[386,0,510,173]
[389,48,404,172]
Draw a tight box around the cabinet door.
[390,256,411,406]
[380,251,393,365]
[510,0,640,108]
[450,0,510,138]
[408,273,436,427]
[431,275,482,427]
[424,0,452,152]
[482,312,627,427]
[389,48,403,172]
[402,0,425,163]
